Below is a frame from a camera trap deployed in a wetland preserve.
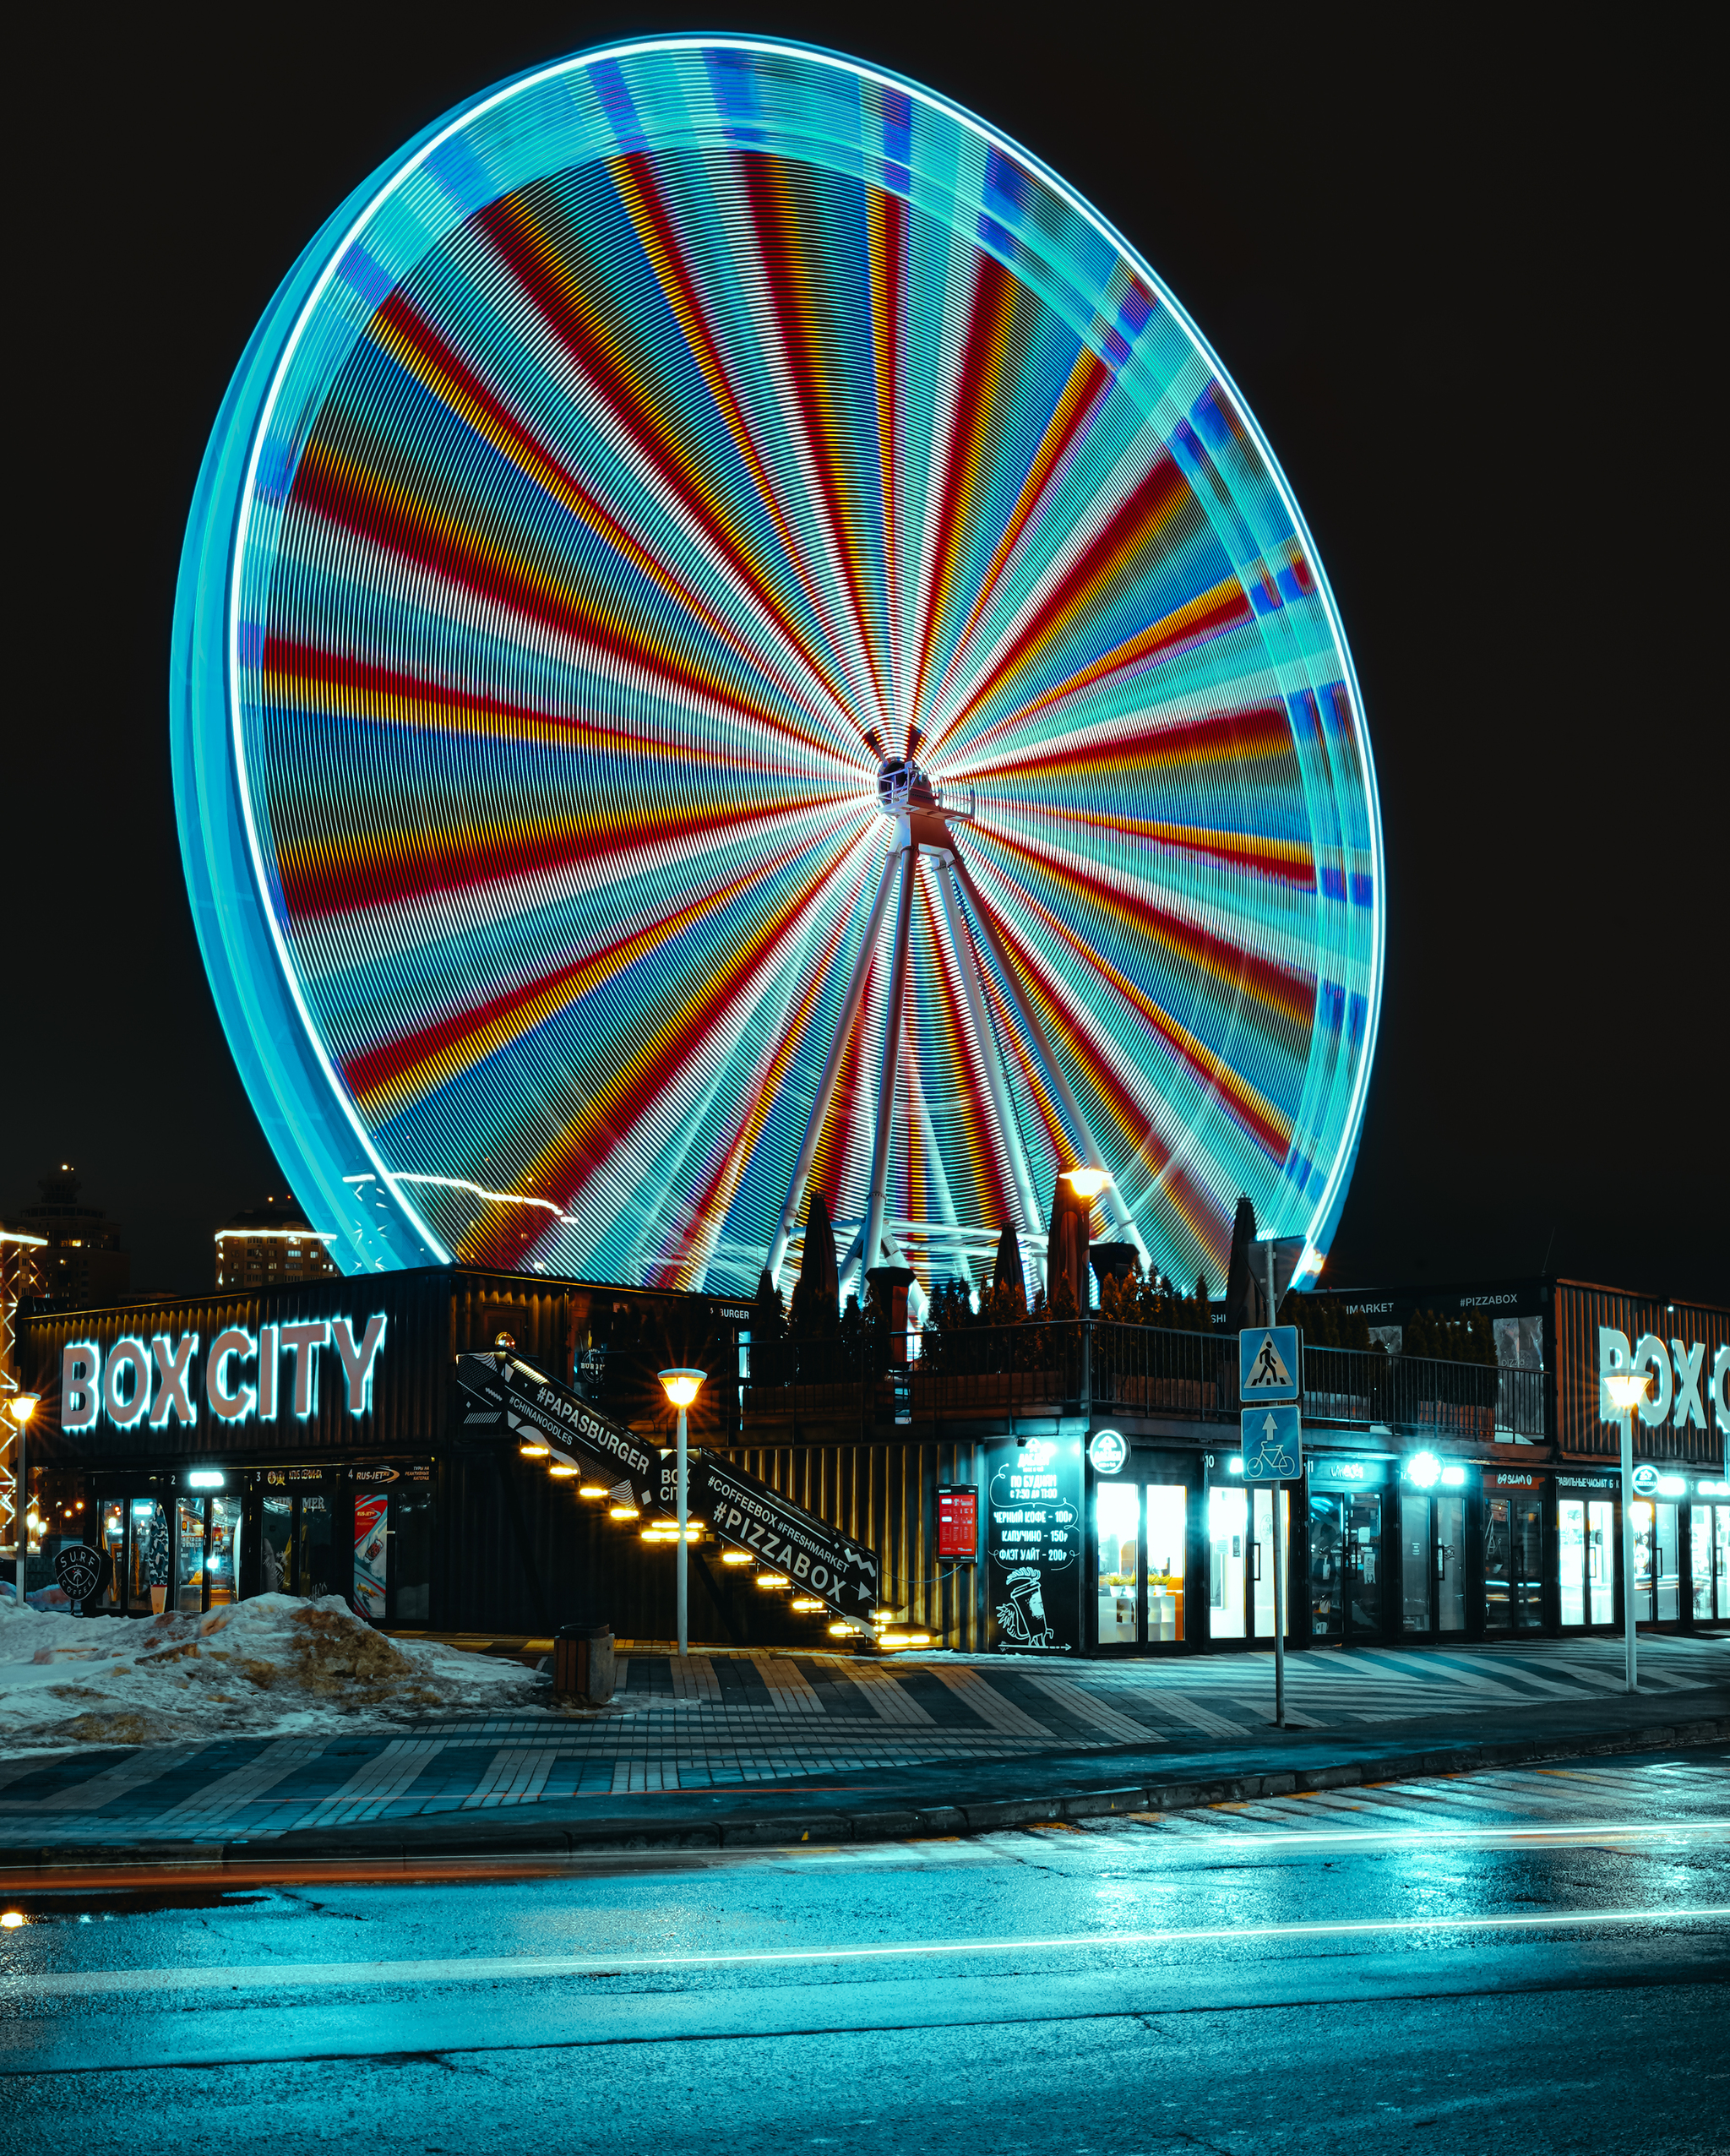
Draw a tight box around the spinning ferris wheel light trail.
[172,37,1385,1303]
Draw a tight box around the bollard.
[553,1620,616,1706]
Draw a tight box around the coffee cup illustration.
[997,1564,1053,1647]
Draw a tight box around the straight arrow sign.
[1241,1402,1301,1481]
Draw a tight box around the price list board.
[985,1435,1083,1654]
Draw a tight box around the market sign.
[59,1319,388,1431]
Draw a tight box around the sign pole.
[1265,1241,1285,1729]
[676,1402,688,1661]
[1620,1406,1636,1694]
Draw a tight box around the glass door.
[1310,1493,1383,1642]
[1251,1488,1289,1640]
[1485,1495,1543,1631]
[1146,1484,1187,1642]
[1208,1484,1248,1640]
[1587,1500,1613,1625]
[1436,1494,1466,1631]
[174,1496,206,1614]
[1401,1494,1431,1632]
[1692,1507,1714,1621]
[1655,1503,1680,1620]
[1630,1500,1680,1622]
[1095,1480,1141,1646]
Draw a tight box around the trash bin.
[553,1621,615,1706]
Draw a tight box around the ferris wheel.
[174,36,1384,1302]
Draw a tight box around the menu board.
[937,1485,978,1560]
[986,1435,1082,1653]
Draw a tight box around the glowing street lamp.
[8,1393,38,1609]
[659,1369,705,1658]
[1063,1168,1110,1200]
[1604,1369,1649,1693]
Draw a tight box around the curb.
[3,1715,1723,1876]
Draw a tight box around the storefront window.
[97,1501,126,1611]
[1145,1484,1185,1642]
[394,1483,432,1621]
[1096,1481,1140,1646]
[175,1496,205,1614]
[261,1494,292,1593]
[1208,1485,1247,1640]
[128,1499,170,1614]
[354,1492,390,1620]
[207,1497,240,1607]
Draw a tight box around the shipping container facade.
[18,1268,1727,1651]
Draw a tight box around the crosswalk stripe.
[150,1739,329,1826]
[927,1666,1054,1740]
[1152,1691,1256,1737]
[1017,1670,1160,1744]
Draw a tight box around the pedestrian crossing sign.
[1239,1325,1299,1401]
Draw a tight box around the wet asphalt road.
[2,1750,1726,2153]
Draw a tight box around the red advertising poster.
[938,1486,978,1560]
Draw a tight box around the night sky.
[8,7,1720,1304]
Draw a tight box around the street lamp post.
[659,1369,705,1658]
[8,1394,39,1611]
[1604,1370,1649,1692]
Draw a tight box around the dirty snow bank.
[0,1595,542,1752]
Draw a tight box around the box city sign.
[1599,1329,1730,1437]
[59,1318,388,1431]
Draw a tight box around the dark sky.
[8,6,1722,1304]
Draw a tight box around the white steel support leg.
[934,856,1047,1272]
[766,845,903,1288]
[862,835,917,1286]
[950,855,1149,1266]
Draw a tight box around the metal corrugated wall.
[715,1440,987,1650]
[1552,1281,1728,1462]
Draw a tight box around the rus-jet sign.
[1599,1328,1730,1437]
[60,1318,387,1430]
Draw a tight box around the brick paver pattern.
[0,1634,1722,1846]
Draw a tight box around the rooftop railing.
[739,1322,1550,1442]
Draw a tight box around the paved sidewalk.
[0,1634,1722,1858]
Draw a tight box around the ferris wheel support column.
[933,856,1047,1281]
[765,845,902,1289]
[861,832,919,1289]
[949,857,1150,1268]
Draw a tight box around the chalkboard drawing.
[998,1566,1054,1647]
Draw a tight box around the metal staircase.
[455,1346,882,1633]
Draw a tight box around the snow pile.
[0,1594,542,1752]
